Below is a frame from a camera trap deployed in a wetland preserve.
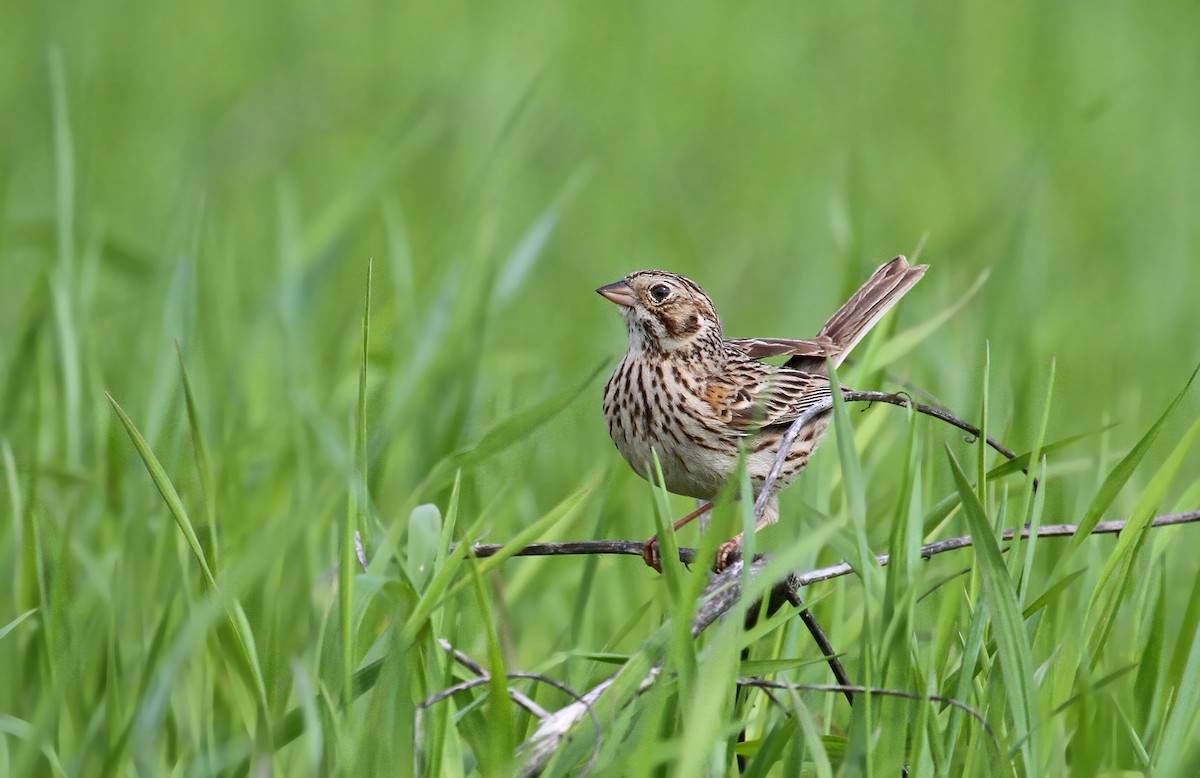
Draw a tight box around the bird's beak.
[596,280,636,307]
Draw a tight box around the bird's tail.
[788,256,928,373]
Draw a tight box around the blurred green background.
[3,0,1200,774]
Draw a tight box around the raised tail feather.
[786,256,927,374]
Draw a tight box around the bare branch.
[791,510,1200,588]
[737,678,997,745]
[417,667,603,776]
[517,677,619,777]
[466,511,1200,568]
[518,561,756,775]
[417,676,493,710]
[438,638,549,719]
[787,593,855,704]
[465,539,679,561]
[845,389,1019,460]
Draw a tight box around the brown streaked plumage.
[598,256,928,570]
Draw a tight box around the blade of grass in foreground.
[676,607,741,776]
[648,452,686,611]
[1154,564,1200,772]
[176,343,218,575]
[1084,415,1200,665]
[1069,364,1198,550]
[416,357,608,498]
[401,470,601,645]
[342,259,372,704]
[106,394,269,715]
[0,609,36,643]
[985,423,1115,479]
[828,363,878,769]
[920,421,1120,540]
[468,558,516,776]
[1015,358,1056,603]
[49,48,82,470]
[976,342,991,510]
[947,446,1038,775]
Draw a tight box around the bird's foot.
[641,535,663,573]
[714,537,744,571]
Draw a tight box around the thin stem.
[463,511,1200,570]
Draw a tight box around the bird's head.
[597,270,723,356]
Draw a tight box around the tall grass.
[2,0,1200,774]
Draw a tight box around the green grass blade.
[492,166,590,306]
[0,609,37,643]
[1022,569,1085,620]
[106,393,268,715]
[828,364,871,580]
[947,446,1038,773]
[404,504,441,590]
[1153,572,1200,771]
[418,358,607,496]
[1015,358,1055,602]
[648,451,686,608]
[1070,364,1198,549]
[986,425,1113,479]
[176,343,218,575]
[402,470,600,643]
[107,393,216,587]
[468,560,515,775]
[1084,415,1200,664]
[49,48,81,469]
[977,341,991,508]
[341,259,373,703]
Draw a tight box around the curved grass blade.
[493,165,592,306]
[176,343,218,574]
[341,258,372,703]
[1070,364,1198,549]
[947,446,1038,773]
[0,609,36,643]
[417,358,608,497]
[106,393,268,713]
[1154,564,1200,770]
[401,470,601,645]
[1084,415,1200,664]
[987,425,1114,480]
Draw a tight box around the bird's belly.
[613,424,830,500]
[604,363,733,500]
[612,425,731,500]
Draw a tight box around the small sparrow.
[598,256,928,570]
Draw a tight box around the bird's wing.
[702,359,833,431]
[726,336,841,361]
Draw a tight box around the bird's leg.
[715,497,779,571]
[642,501,714,572]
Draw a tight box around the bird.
[597,256,928,571]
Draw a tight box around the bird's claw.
[714,539,743,572]
[642,536,663,573]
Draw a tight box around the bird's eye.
[649,284,672,303]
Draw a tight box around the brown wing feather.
[726,336,841,360]
[705,354,832,431]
